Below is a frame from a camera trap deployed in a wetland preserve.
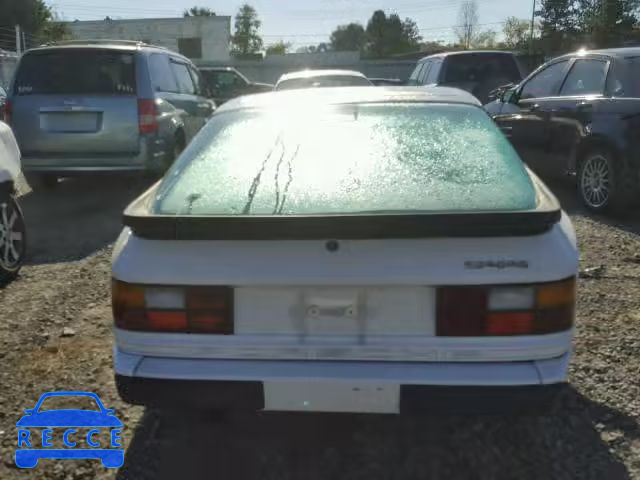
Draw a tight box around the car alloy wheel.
[580,154,611,209]
[0,196,26,273]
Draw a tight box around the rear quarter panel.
[570,98,640,173]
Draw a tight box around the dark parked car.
[7,40,215,188]
[199,67,272,105]
[485,48,640,213]
[0,85,6,120]
[369,78,406,86]
[407,51,526,104]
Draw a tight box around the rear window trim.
[124,175,561,240]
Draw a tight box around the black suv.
[199,67,273,105]
[485,48,640,213]
[407,51,526,104]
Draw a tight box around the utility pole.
[15,25,22,56]
[529,0,536,56]
[22,30,27,52]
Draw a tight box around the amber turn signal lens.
[537,278,576,309]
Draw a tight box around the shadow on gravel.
[545,178,640,236]
[117,386,634,480]
[18,175,154,265]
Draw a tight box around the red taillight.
[112,280,234,334]
[3,99,12,124]
[437,277,575,336]
[137,99,158,134]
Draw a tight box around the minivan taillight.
[437,277,575,336]
[137,99,158,134]
[3,99,12,124]
[112,280,234,334]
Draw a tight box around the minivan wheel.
[0,194,26,284]
[578,149,634,213]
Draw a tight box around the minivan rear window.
[14,49,136,95]
[154,103,536,216]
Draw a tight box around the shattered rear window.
[153,103,536,215]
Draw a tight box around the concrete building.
[67,16,230,62]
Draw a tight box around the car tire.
[0,193,26,285]
[577,149,635,214]
[26,173,58,191]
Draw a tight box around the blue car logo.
[15,391,124,468]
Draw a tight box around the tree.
[366,10,388,57]
[295,43,330,54]
[183,6,216,17]
[330,23,366,51]
[536,0,580,53]
[402,18,422,50]
[503,17,531,49]
[577,0,639,47]
[296,45,315,53]
[472,29,497,48]
[231,3,263,56]
[0,0,69,50]
[265,40,291,55]
[364,10,423,58]
[39,10,72,44]
[453,0,479,49]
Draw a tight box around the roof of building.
[276,69,368,84]
[67,15,230,24]
[217,86,481,114]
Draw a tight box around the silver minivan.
[6,40,215,187]
[407,51,526,105]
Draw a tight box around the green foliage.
[535,0,639,53]
[231,3,263,56]
[265,40,291,55]
[364,10,422,58]
[0,0,70,49]
[183,6,216,17]
[577,0,639,47]
[503,17,532,49]
[330,23,366,52]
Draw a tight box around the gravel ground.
[0,176,639,480]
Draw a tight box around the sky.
[50,0,534,47]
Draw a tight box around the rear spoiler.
[123,176,561,241]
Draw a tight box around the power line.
[53,0,504,22]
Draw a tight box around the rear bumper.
[21,136,168,175]
[114,348,570,413]
[116,375,565,413]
